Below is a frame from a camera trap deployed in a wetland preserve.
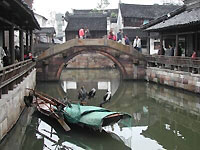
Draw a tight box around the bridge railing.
[0,59,36,99]
[146,55,200,73]
[37,38,142,61]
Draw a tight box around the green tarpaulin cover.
[63,104,131,129]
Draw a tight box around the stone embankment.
[146,67,200,94]
[0,69,36,141]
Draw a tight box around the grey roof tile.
[120,3,180,19]
[66,15,107,31]
[35,27,55,34]
[146,8,200,31]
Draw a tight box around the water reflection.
[21,112,130,150]
[1,69,200,150]
[60,69,121,105]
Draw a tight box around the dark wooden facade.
[65,14,107,41]
[0,0,39,64]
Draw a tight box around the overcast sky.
[33,0,183,18]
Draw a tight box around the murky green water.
[1,69,200,150]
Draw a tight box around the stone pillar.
[9,27,15,64]
[19,30,24,61]
[175,34,179,56]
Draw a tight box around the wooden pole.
[19,30,24,61]
[147,32,150,54]
[195,32,198,51]
[2,30,5,48]
[30,30,33,56]
[26,30,29,53]
[160,32,163,55]
[175,33,179,56]
[9,26,15,64]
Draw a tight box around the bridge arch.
[36,39,146,81]
[56,49,128,80]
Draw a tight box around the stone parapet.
[0,69,36,141]
[146,67,200,94]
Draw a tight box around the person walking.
[133,36,141,52]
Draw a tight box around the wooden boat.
[25,89,131,131]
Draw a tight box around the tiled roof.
[65,15,107,31]
[123,28,147,40]
[17,0,40,29]
[120,3,180,19]
[146,7,200,31]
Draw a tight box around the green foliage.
[111,12,117,18]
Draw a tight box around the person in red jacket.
[79,28,85,39]
[192,51,197,59]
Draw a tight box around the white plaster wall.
[0,69,36,141]
[116,7,123,32]
[34,14,48,27]
[150,38,159,55]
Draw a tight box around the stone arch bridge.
[36,38,146,81]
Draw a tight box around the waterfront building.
[117,3,180,53]
[0,0,40,64]
[0,0,39,141]
[34,27,56,44]
[34,13,48,28]
[143,0,200,56]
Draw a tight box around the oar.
[26,88,71,131]
[40,100,71,132]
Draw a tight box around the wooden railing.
[0,59,36,99]
[146,55,200,73]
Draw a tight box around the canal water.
[1,69,200,150]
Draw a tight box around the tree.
[97,0,110,10]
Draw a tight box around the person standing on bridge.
[117,29,123,43]
[79,27,85,39]
[124,35,130,45]
[133,36,141,52]
[84,27,91,39]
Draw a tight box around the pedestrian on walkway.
[0,46,6,68]
[133,36,141,52]
[169,44,174,56]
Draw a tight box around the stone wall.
[67,54,114,68]
[0,108,35,149]
[0,69,36,141]
[146,67,200,94]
